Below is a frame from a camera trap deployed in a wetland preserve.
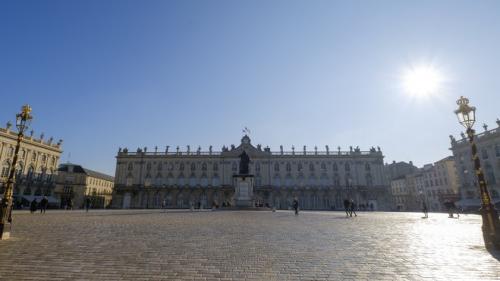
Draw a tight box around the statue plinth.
[233,174,254,208]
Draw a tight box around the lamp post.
[0,105,33,240]
[454,96,500,249]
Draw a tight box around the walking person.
[30,199,38,214]
[292,198,299,215]
[350,199,357,217]
[40,196,48,214]
[343,199,350,217]
[85,197,91,212]
[422,201,428,218]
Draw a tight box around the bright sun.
[403,65,443,97]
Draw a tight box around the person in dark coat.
[85,197,91,212]
[40,196,48,214]
[292,198,299,215]
[349,199,357,217]
[422,201,428,218]
[343,199,350,217]
[30,199,37,214]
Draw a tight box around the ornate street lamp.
[0,105,33,240]
[454,96,500,249]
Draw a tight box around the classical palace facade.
[112,136,391,210]
[450,119,500,209]
[0,123,62,205]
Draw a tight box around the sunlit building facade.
[450,119,500,209]
[112,136,391,210]
[0,123,62,206]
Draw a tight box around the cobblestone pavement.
[0,210,499,281]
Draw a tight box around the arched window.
[232,162,237,172]
[297,163,303,172]
[8,147,14,157]
[127,163,133,171]
[321,163,326,170]
[157,162,162,171]
[179,163,185,171]
[332,163,338,172]
[146,163,152,171]
[213,163,218,171]
[28,166,35,178]
[202,163,207,171]
[190,163,196,171]
[286,163,291,172]
[345,163,350,172]
[255,162,260,172]
[274,163,280,172]
[365,163,371,171]
[15,163,23,176]
[496,144,500,157]
[31,152,37,162]
[309,163,314,172]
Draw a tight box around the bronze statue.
[239,151,250,175]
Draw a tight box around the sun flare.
[403,65,443,98]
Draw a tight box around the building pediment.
[221,135,270,158]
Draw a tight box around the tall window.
[202,163,207,171]
[191,163,196,171]
[255,162,260,172]
[297,163,303,172]
[496,144,500,157]
[309,163,315,172]
[127,163,133,171]
[485,163,496,184]
[1,162,9,178]
[365,163,371,171]
[321,163,326,170]
[286,163,291,172]
[213,163,218,171]
[345,163,350,172]
[332,163,338,172]
[232,162,237,172]
[274,163,280,172]
[179,163,185,171]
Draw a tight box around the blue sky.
[1,0,500,175]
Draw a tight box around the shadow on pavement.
[487,248,500,262]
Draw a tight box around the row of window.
[2,145,58,165]
[128,161,374,173]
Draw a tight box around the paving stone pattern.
[0,210,499,280]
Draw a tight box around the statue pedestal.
[233,175,254,208]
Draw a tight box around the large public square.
[0,210,498,281]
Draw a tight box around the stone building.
[0,123,62,206]
[390,173,424,211]
[450,119,500,210]
[390,157,460,212]
[112,135,391,210]
[420,157,460,212]
[54,163,114,209]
